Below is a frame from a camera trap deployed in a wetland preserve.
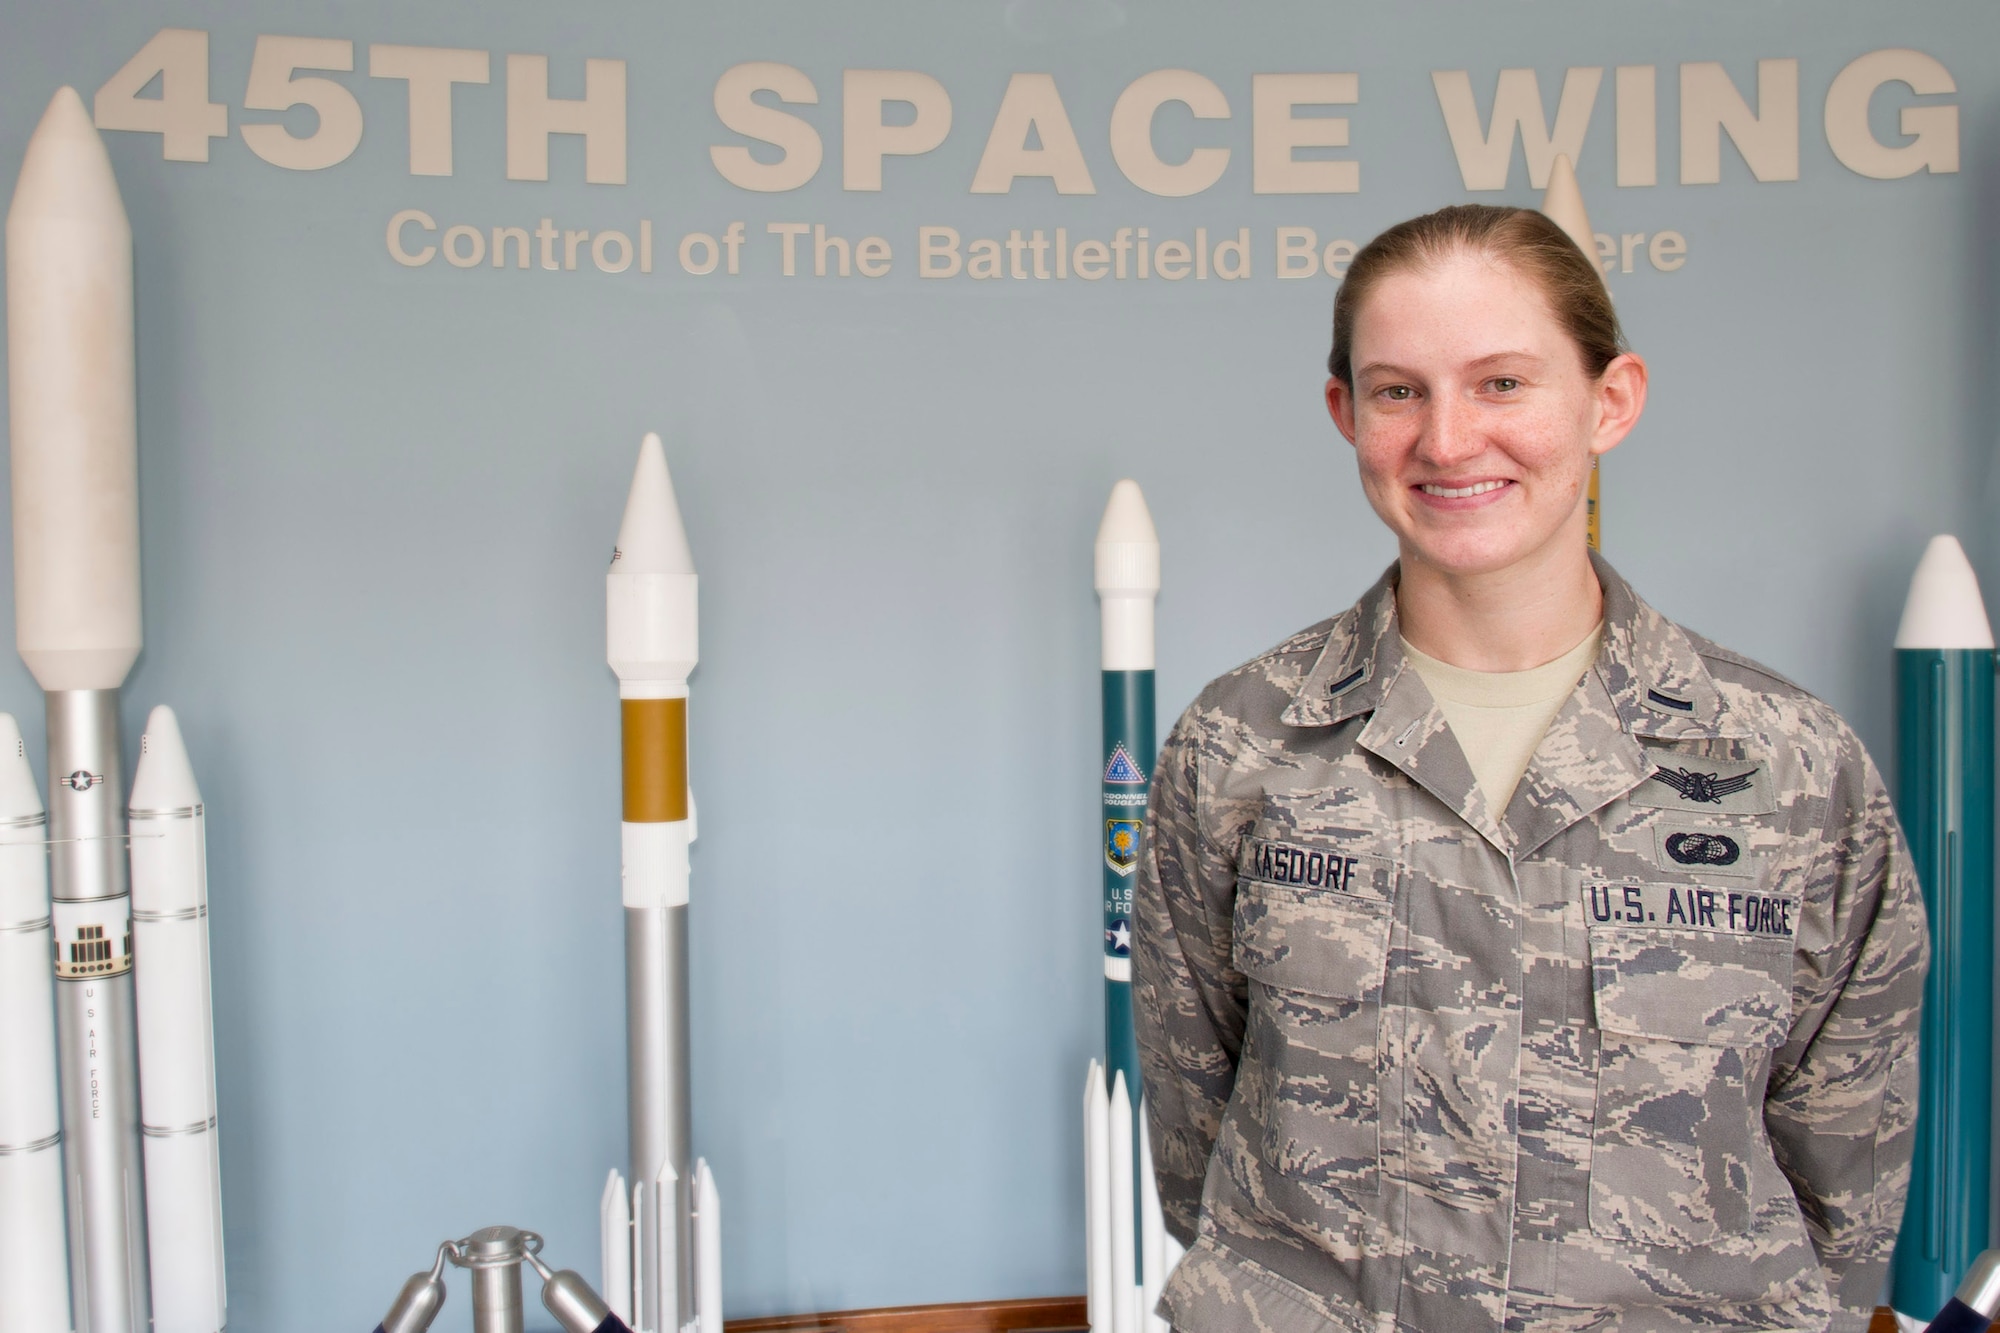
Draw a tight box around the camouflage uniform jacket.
[1135,555,1927,1333]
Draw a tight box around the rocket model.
[10,82,151,1333]
[1890,535,1995,1321]
[599,433,722,1333]
[1083,481,1178,1332]
[4,86,228,1333]
[0,712,71,1333]
[1539,152,1601,551]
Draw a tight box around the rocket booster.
[7,85,151,1333]
[607,432,709,1333]
[0,712,71,1333]
[1539,152,1601,551]
[1890,535,1995,1320]
[129,706,226,1333]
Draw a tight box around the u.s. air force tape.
[1586,881,1798,941]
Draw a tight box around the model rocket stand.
[374,1227,635,1333]
[1082,482,1181,1332]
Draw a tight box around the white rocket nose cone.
[1540,153,1595,263]
[1095,479,1160,595]
[1896,534,1995,650]
[8,86,129,234]
[613,432,696,577]
[0,713,42,819]
[130,704,202,808]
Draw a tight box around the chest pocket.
[1584,881,1794,1247]
[1232,847,1396,1195]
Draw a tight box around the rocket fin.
[1084,1060,1111,1330]
[694,1159,721,1333]
[1108,1072,1137,1333]
[602,1169,632,1325]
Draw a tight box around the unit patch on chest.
[1627,752,1776,815]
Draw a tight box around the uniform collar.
[1282,553,1740,738]
[1279,552,1747,857]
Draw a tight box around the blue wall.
[0,2,1993,1326]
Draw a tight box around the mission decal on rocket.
[1890,534,1995,1323]
[601,433,722,1333]
[1083,480,1178,1333]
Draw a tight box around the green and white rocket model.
[1084,481,1177,1333]
[1890,534,1995,1321]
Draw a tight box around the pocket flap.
[1234,878,1392,1001]
[1587,925,1791,1048]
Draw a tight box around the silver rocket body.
[47,688,150,1333]
[628,902,693,1331]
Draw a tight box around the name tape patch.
[1242,837,1392,903]
[1586,881,1797,941]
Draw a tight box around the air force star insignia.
[1650,766,1755,804]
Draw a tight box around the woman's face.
[1325,249,1646,580]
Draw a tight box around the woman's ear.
[1325,377,1359,445]
[1590,352,1648,457]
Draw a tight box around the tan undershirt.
[1401,623,1605,811]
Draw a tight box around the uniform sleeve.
[1133,704,1248,1247]
[1763,741,1929,1333]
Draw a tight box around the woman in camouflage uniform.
[1134,205,1926,1333]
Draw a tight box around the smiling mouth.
[1418,480,1512,498]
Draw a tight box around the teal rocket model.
[1085,481,1176,1333]
[1892,534,1996,1320]
[1096,482,1156,1194]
